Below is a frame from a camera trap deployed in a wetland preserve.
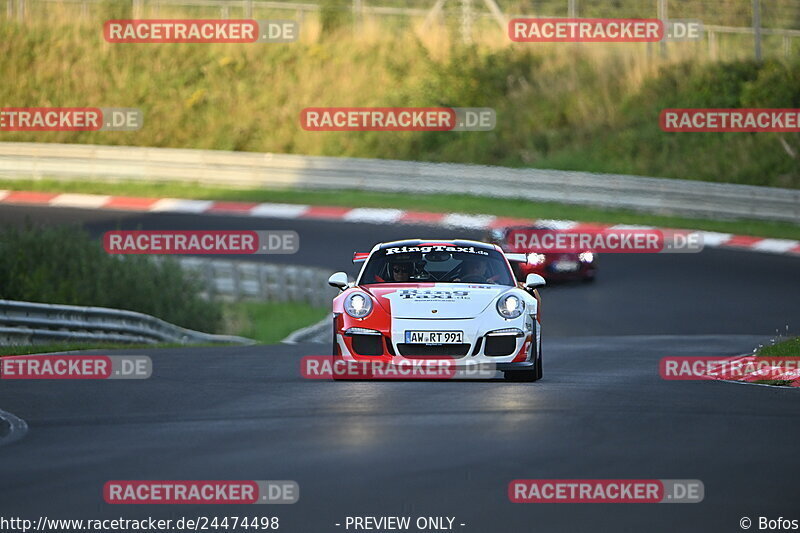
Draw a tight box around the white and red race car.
[327,239,545,382]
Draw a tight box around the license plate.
[552,261,579,272]
[405,331,464,344]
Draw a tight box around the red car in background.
[487,226,598,282]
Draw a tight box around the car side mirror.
[328,272,349,290]
[525,273,546,290]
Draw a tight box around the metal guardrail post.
[753,0,762,62]
[658,0,667,59]
[708,29,717,60]
[231,261,242,301]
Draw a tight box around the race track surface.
[1,204,798,337]
[1,336,798,532]
[1,204,799,533]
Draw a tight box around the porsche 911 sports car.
[487,226,597,282]
[327,239,545,382]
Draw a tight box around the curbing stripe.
[150,198,214,213]
[695,231,733,247]
[104,196,160,210]
[0,191,798,258]
[4,191,58,204]
[398,211,447,224]
[343,207,405,224]
[441,213,496,229]
[49,193,111,208]
[250,203,310,218]
[208,201,259,213]
[751,238,800,253]
[706,354,800,388]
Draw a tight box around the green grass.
[223,301,329,345]
[757,336,799,358]
[1,17,799,188]
[0,223,223,332]
[3,178,799,240]
[752,337,798,386]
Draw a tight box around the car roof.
[375,239,499,251]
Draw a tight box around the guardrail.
[1,142,798,223]
[175,257,338,306]
[0,299,255,346]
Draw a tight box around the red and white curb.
[1,190,799,257]
[709,355,800,388]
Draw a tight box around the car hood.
[363,283,511,319]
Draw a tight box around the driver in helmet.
[455,258,490,283]
[389,260,413,282]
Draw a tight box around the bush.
[0,225,222,332]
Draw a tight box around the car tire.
[332,319,344,381]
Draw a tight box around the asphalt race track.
[0,204,798,337]
[1,204,799,533]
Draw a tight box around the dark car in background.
[487,226,597,282]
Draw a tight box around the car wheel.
[534,343,543,380]
[332,319,339,357]
[332,319,344,381]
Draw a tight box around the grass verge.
[3,178,800,241]
[3,15,799,187]
[223,301,329,345]
[757,336,799,358]
[753,337,799,386]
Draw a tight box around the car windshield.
[359,245,515,286]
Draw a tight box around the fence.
[1,142,797,223]
[4,0,799,59]
[0,298,255,345]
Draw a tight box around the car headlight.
[527,253,546,265]
[579,252,594,263]
[496,294,524,319]
[344,292,373,318]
